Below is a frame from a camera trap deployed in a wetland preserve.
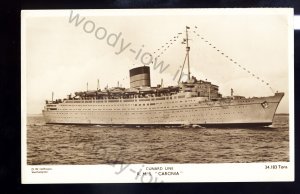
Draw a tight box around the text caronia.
[157,172,180,176]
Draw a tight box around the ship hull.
[44,122,272,128]
[43,93,284,127]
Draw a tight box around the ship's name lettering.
[157,172,180,176]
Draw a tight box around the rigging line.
[151,32,184,62]
[156,33,182,52]
[178,52,188,84]
[192,27,275,93]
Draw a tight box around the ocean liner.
[43,27,284,127]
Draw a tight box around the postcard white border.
[21,8,295,183]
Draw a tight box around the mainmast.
[178,26,191,83]
[185,26,191,80]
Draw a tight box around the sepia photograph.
[21,8,294,183]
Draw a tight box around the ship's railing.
[63,94,186,104]
[123,99,134,102]
[46,104,57,107]
[64,99,105,103]
[155,97,165,100]
[45,100,61,104]
[139,98,150,101]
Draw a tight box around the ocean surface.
[27,114,289,165]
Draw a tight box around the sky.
[22,9,293,114]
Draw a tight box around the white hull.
[43,92,284,127]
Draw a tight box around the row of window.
[63,99,199,105]
[54,105,249,111]
[48,113,242,122]
[49,109,245,116]
[62,100,255,108]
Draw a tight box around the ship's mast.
[178,26,191,83]
[185,26,191,80]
